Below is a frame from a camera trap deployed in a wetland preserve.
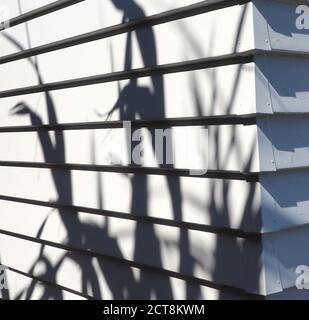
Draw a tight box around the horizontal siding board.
[3,0,85,30]
[253,0,309,53]
[0,54,254,98]
[257,116,309,171]
[260,170,309,232]
[1,268,87,300]
[0,240,258,300]
[262,227,309,296]
[0,217,263,294]
[267,287,309,300]
[0,167,261,232]
[20,0,238,34]
[0,115,258,132]
[208,124,259,172]
[255,55,309,114]
[19,1,64,13]
[0,124,259,172]
[0,162,258,182]
[0,67,257,132]
[12,1,253,62]
[0,1,253,63]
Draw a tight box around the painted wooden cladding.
[0,0,309,300]
[252,0,309,299]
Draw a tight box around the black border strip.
[0,161,259,182]
[0,0,85,31]
[0,52,254,98]
[0,228,264,299]
[0,194,261,240]
[0,0,249,64]
[0,115,257,133]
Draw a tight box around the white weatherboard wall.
[0,0,307,300]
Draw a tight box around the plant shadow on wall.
[172,3,263,298]
[4,32,137,300]
[195,4,262,299]
[101,0,197,299]
[3,0,263,299]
